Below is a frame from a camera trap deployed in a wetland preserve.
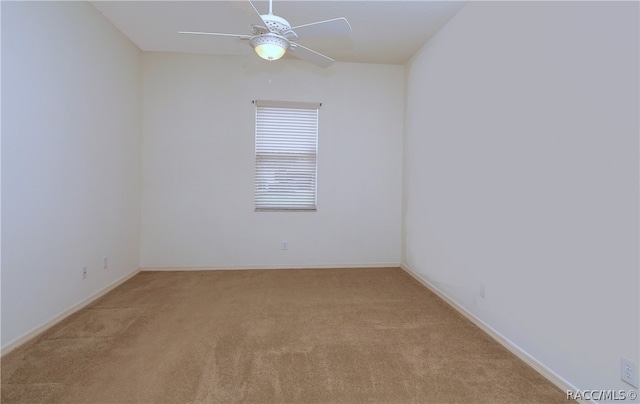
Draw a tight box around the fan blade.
[247,0,266,25]
[179,31,251,40]
[289,43,334,68]
[290,18,352,39]
[228,1,266,32]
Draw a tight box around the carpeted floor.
[1,267,567,403]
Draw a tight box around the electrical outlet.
[281,241,288,250]
[621,357,638,388]
[103,256,108,269]
[82,266,87,280]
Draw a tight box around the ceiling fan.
[179,0,352,68]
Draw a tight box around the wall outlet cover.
[621,357,638,388]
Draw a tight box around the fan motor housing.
[260,14,291,33]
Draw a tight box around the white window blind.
[254,100,320,211]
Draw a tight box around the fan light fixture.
[250,33,289,61]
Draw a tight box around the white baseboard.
[141,262,401,271]
[1,269,141,357]
[400,263,590,403]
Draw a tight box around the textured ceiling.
[91,1,466,65]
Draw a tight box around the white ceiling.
[90,1,466,65]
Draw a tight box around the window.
[254,100,320,211]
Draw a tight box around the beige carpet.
[1,268,567,403]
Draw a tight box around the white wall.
[141,53,403,268]
[1,2,142,348]
[403,0,639,395]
